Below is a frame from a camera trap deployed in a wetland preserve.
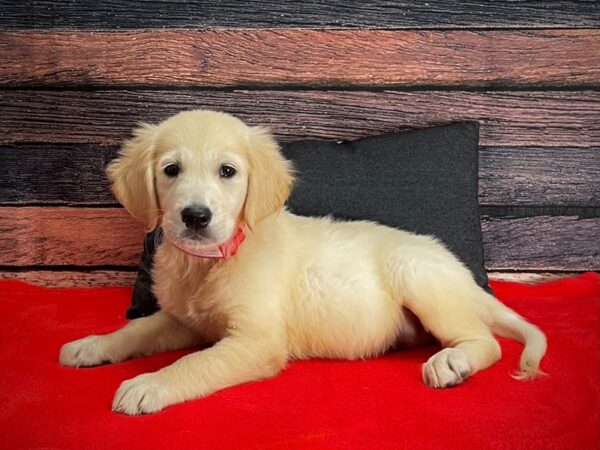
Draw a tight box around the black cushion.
[126,122,491,319]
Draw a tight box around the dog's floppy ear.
[107,123,160,231]
[243,127,294,229]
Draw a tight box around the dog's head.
[107,110,294,252]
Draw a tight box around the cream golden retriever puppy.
[60,110,547,415]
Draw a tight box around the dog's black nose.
[181,206,212,231]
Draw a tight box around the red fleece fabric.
[0,274,598,450]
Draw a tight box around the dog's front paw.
[422,347,471,388]
[59,335,111,367]
[112,373,177,415]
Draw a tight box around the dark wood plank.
[481,215,600,271]
[1,1,598,28]
[1,90,599,147]
[0,144,117,204]
[0,207,597,271]
[0,270,137,288]
[2,30,599,88]
[478,147,600,207]
[1,144,599,207]
[0,270,577,288]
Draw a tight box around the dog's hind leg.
[392,308,436,349]
[399,263,501,388]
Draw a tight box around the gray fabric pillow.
[126,122,491,319]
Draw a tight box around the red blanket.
[0,273,598,449]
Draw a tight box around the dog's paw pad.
[112,373,174,415]
[59,335,110,367]
[422,348,471,388]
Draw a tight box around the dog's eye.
[219,164,236,178]
[164,164,180,177]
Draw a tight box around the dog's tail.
[482,294,547,380]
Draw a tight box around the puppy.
[60,110,547,415]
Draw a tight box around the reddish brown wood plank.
[0,208,597,271]
[1,90,599,147]
[0,270,137,288]
[0,270,577,288]
[1,30,599,87]
[0,207,145,266]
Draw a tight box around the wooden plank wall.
[0,1,599,286]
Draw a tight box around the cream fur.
[60,110,547,415]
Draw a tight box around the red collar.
[172,226,246,259]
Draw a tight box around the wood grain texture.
[0,144,117,204]
[1,144,599,207]
[478,147,600,207]
[0,207,145,266]
[1,1,598,29]
[2,30,599,88]
[487,272,581,283]
[481,215,600,271]
[1,90,599,147]
[0,207,597,270]
[0,270,579,288]
[0,270,137,288]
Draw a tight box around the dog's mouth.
[180,228,214,243]
[163,220,219,245]
[170,231,218,250]
[170,237,222,258]
[161,224,214,249]
[167,227,246,259]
